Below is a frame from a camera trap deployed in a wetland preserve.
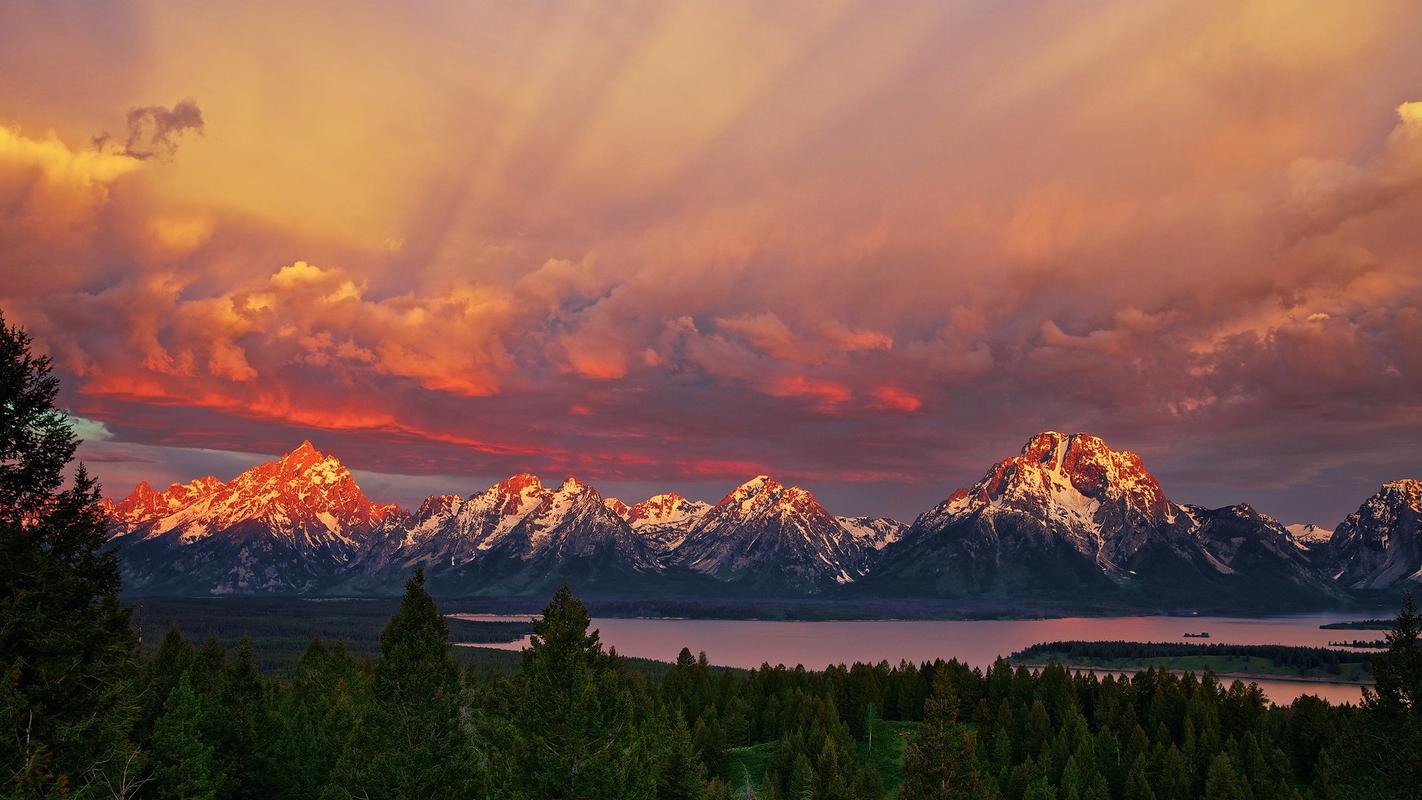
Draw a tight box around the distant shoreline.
[1012,661,1375,687]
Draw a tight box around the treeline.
[127,595,531,671]
[5,311,1422,799]
[1318,620,1392,630]
[1012,641,1372,677]
[26,574,1422,800]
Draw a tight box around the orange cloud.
[870,386,922,412]
[766,375,853,411]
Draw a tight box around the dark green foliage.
[1,313,141,799]
[36,586,1422,800]
[509,584,642,799]
[1013,640,1372,679]
[1338,593,1422,799]
[0,312,76,523]
[897,666,991,800]
[660,710,707,800]
[323,569,471,799]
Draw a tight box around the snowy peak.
[604,497,631,517]
[626,492,710,529]
[931,431,1172,531]
[1329,478,1422,590]
[104,475,224,531]
[710,475,837,527]
[112,442,402,548]
[836,516,908,550]
[675,475,876,589]
[1286,523,1334,548]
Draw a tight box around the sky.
[2,0,1420,525]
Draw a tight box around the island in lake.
[1010,640,1375,684]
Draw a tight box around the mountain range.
[102,434,1421,611]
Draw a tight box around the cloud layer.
[2,0,1420,523]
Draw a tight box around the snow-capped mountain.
[616,492,712,551]
[101,475,224,533]
[109,441,402,593]
[1327,479,1422,590]
[861,432,1339,608]
[672,476,883,592]
[836,516,908,550]
[346,473,662,596]
[1286,523,1334,549]
[101,435,1391,608]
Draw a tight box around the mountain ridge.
[101,435,1419,607]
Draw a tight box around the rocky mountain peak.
[963,431,1171,523]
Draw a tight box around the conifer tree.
[695,707,731,779]
[660,709,707,800]
[323,569,470,799]
[224,639,273,800]
[0,312,141,798]
[850,763,881,800]
[1203,754,1241,800]
[898,667,991,800]
[786,753,815,800]
[151,673,224,800]
[512,584,638,799]
[1348,594,1422,798]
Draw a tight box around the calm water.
[450,613,1380,705]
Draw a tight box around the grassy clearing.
[724,717,918,799]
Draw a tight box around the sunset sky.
[2,1,1420,525]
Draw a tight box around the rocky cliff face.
[1328,479,1422,590]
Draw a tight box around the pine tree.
[897,666,991,800]
[1058,755,1082,800]
[137,624,195,741]
[705,778,735,800]
[0,312,142,798]
[1122,761,1156,800]
[786,753,815,800]
[323,570,470,799]
[1203,754,1241,800]
[1347,594,1422,799]
[224,639,273,800]
[1023,776,1057,800]
[850,763,881,800]
[660,710,707,800]
[512,584,639,799]
[694,707,730,779]
[151,673,224,800]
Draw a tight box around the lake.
[450,612,1380,705]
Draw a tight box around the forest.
[4,310,1422,800]
[1011,642,1374,680]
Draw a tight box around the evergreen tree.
[511,584,638,799]
[660,710,707,800]
[1203,754,1241,800]
[1023,776,1056,800]
[850,763,881,800]
[1122,761,1156,800]
[323,570,470,799]
[898,667,991,800]
[786,753,815,800]
[1347,594,1422,799]
[694,708,730,779]
[151,673,224,800]
[224,639,273,800]
[705,778,735,800]
[0,312,141,798]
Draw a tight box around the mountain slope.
[109,442,403,593]
[861,432,1340,610]
[672,476,881,592]
[1328,479,1422,590]
[347,474,666,596]
[618,492,711,551]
